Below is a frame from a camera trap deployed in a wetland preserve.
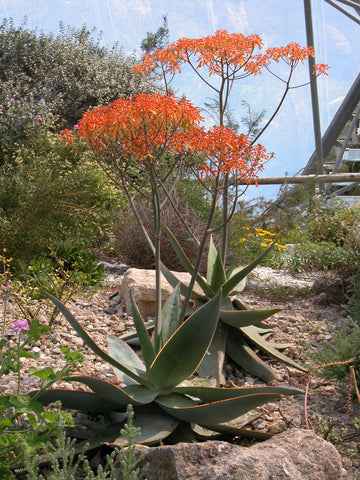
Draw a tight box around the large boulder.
[119,268,203,318]
[111,429,344,480]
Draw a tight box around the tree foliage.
[0,19,154,152]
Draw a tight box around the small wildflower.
[13,319,30,332]
[0,108,2,114]
[260,242,268,248]
[295,206,301,212]
[1,284,11,290]
[33,114,43,121]
[248,233,254,238]
[9,98,15,103]
[240,238,246,243]
[73,124,79,130]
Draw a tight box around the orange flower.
[134,31,328,82]
[59,128,74,145]
[186,125,271,183]
[135,30,269,80]
[70,93,267,185]
[313,63,329,75]
[77,94,203,161]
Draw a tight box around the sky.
[1,0,359,201]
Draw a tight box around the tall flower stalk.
[62,92,267,345]
[135,30,328,265]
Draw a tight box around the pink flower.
[33,114,43,121]
[9,98,15,103]
[295,206,301,212]
[73,124,79,130]
[13,319,30,332]
[1,285,10,290]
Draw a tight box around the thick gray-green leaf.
[226,327,276,382]
[173,385,302,402]
[67,376,157,405]
[208,249,226,291]
[222,244,274,297]
[220,308,280,328]
[161,223,214,297]
[45,293,150,387]
[225,266,247,293]
[160,283,182,345]
[196,322,227,386]
[148,292,221,389]
[160,263,205,301]
[130,290,155,370]
[109,405,180,446]
[157,392,285,425]
[241,325,307,372]
[206,236,218,285]
[34,389,121,412]
[107,335,147,386]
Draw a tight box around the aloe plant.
[156,224,307,384]
[36,290,301,445]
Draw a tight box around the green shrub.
[346,272,360,325]
[0,137,124,271]
[306,198,356,247]
[307,319,360,391]
[115,200,211,271]
[0,19,153,138]
[282,241,356,275]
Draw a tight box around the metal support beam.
[325,0,360,24]
[331,101,360,174]
[304,0,324,186]
[235,172,360,185]
[304,73,360,173]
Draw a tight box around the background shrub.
[115,200,212,271]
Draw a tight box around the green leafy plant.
[0,339,83,476]
[307,319,360,390]
[0,255,84,476]
[36,290,301,445]
[158,226,306,384]
[283,241,356,275]
[15,405,148,480]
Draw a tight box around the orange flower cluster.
[185,125,270,183]
[75,93,203,161]
[60,93,267,184]
[59,128,74,145]
[266,43,329,74]
[134,30,328,79]
[134,30,269,78]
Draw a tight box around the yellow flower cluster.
[233,227,286,251]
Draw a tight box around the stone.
[111,429,343,480]
[119,268,203,318]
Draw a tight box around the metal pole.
[234,172,360,185]
[331,101,360,173]
[325,0,360,25]
[304,0,324,190]
[304,73,360,173]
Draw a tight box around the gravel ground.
[1,264,359,478]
